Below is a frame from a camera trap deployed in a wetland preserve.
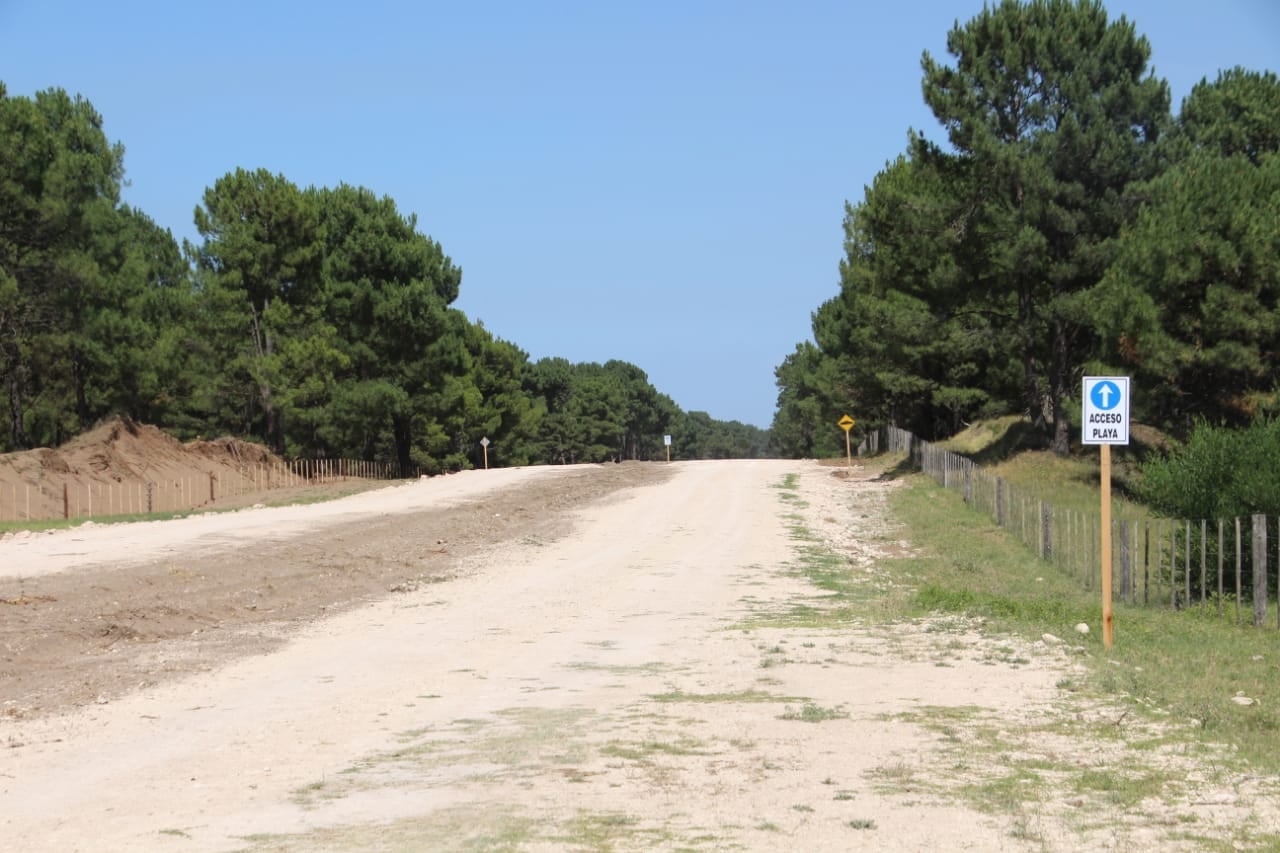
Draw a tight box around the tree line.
[772,0,1280,458]
[0,83,769,470]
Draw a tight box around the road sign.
[838,415,856,469]
[1082,376,1130,648]
[663,435,671,446]
[1082,377,1130,446]
[479,437,490,448]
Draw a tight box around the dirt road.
[2,460,1271,851]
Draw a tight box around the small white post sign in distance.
[1082,377,1130,445]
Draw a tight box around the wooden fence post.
[1236,517,1243,624]
[995,478,1005,528]
[1217,520,1225,616]
[1253,514,1268,627]
[1087,513,1096,591]
[1041,501,1052,561]
[1184,520,1192,608]
[1146,517,1157,604]
[1118,520,1132,603]
[1131,521,1139,605]
[1200,519,1208,606]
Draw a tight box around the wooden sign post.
[1100,443,1113,645]
[1082,377,1130,648]
[838,415,856,469]
[480,436,490,470]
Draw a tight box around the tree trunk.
[249,299,283,453]
[392,414,413,476]
[6,363,28,450]
[1050,318,1072,456]
[1018,288,1046,435]
[265,405,284,455]
[72,345,91,430]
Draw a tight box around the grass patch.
[229,805,539,851]
[601,736,714,761]
[563,661,673,675]
[743,471,907,630]
[289,778,341,809]
[306,707,594,808]
[956,764,1044,815]
[547,812,675,849]
[937,415,1154,508]
[1072,768,1175,809]
[649,689,804,704]
[0,481,401,533]
[888,472,1280,772]
[985,449,1152,520]
[779,702,847,723]
[0,510,199,532]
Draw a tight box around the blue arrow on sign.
[1090,380,1121,411]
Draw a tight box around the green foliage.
[915,583,1081,626]
[770,341,845,458]
[310,182,466,471]
[1095,69,1280,433]
[916,0,1168,454]
[778,3,1280,462]
[523,358,686,464]
[191,168,324,452]
[670,410,770,460]
[1137,419,1280,520]
[1,83,746,466]
[0,85,207,453]
[1179,67,1280,164]
[816,156,1019,439]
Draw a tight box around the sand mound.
[0,416,289,520]
[4,416,284,486]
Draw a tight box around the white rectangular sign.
[1082,376,1130,445]
[663,435,672,446]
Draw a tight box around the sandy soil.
[0,464,663,717]
[2,458,1277,851]
[0,417,308,523]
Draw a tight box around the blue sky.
[2,1,1277,428]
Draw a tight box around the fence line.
[0,457,420,523]
[864,425,1280,629]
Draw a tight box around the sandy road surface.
[0,465,569,578]
[3,459,1275,851]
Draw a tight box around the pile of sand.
[0,417,287,520]
[1,416,281,486]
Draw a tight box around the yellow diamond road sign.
[838,415,855,431]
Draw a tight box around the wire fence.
[864,425,1280,629]
[0,457,418,523]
